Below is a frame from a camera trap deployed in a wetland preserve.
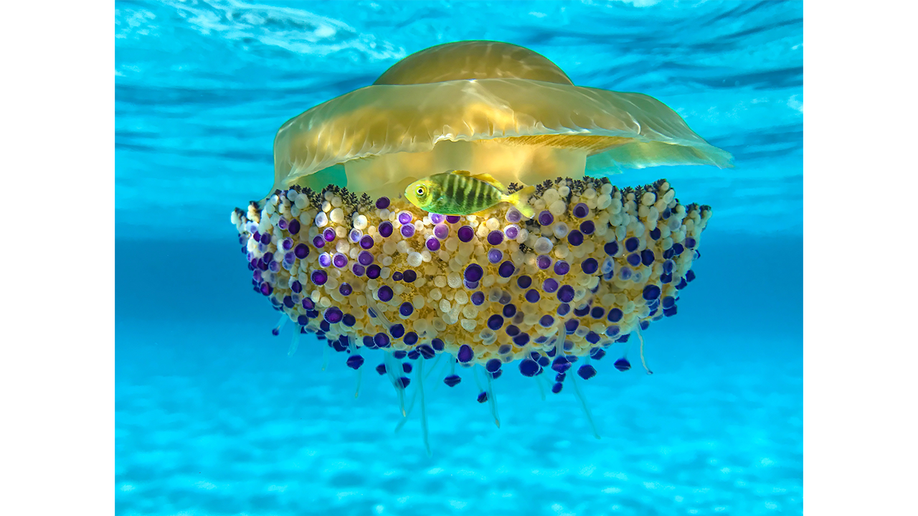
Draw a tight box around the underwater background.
[115,1,802,515]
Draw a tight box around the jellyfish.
[230,41,731,453]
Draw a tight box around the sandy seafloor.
[115,1,803,515]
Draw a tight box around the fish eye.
[416,186,426,196]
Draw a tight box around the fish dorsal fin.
[471,173,506,191]
[450,170,472,177]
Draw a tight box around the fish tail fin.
[505,185,536,219]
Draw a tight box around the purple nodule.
[360,235,375,249]
[471,291,485,306]
[398,211,413,225]
[318,253,332,267]
[352,264,365,276]
[582,258,599,274]
[400,224,415,238]
[323,228,336,242]
[538,210,554,226]
[513,333,530,346]
[312,236,325,249]
[517,275,532,289]
[446,215,461,224]
[434,224,449,240]
[290,280,301,293]
[402,269,417,283]
[457,344,474,363]
[487,231,504,246]
[378,221,394,238]
[625,237,640,253]
[284,252,295,264]
[537,255,552,270]
[399,302,413,316]
[457,225,474,242]
[504,225,519,240]
[282,238,293,250]
[303,298,315,310]
[580,220,595,235]
[486,359,502,373]
[376,197,390,210]
[358,250,375,266]
[378,286,394,302]
[488,249,504,264]
[333,253,348,268]
[278,218,287,230]
[554,260,571,275]
[392,271,404,281]
[498,261,516,278]
[430,213,445,224]
[568,230,584,246]
[519,359,540,377]
[525,289,541,303]
[288,219,301,235]
[627,253,642,267]
[573,203,590,218]
[543,278,560,293]
[426,237,440,251]
[349,229,362,243]
[324,307,343,324]
[260,283,272,296]
[367,264,381,279]
[260,232,272,245]
[464,280,479,290]
[557,285,575,303]
[488,314,504,331]
[464,263,484,283]
[339,283,352,296]
[506,208,522,223]
[311,270,328,286]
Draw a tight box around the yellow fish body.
[404,170,535,218]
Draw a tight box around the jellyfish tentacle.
[347,339,363,397]
[394,380,418,433]
[384,352,408,417]
[569,368,601,440]
[480,365,501,428]
[535,373,548,401]
[416,359,432,456]
[272,314,288,336]
[424,354,443,381]
[365,293,392,329]
[635,326,653,375]
[288,325,301,356]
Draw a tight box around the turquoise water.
[115,1,802,514]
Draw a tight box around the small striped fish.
[404,170,535,218]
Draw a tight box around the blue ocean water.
[115,1,802,515]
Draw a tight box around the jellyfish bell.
[271,40,732,200]
[232,40,731,452]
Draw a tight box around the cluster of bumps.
[231,176,709,393]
